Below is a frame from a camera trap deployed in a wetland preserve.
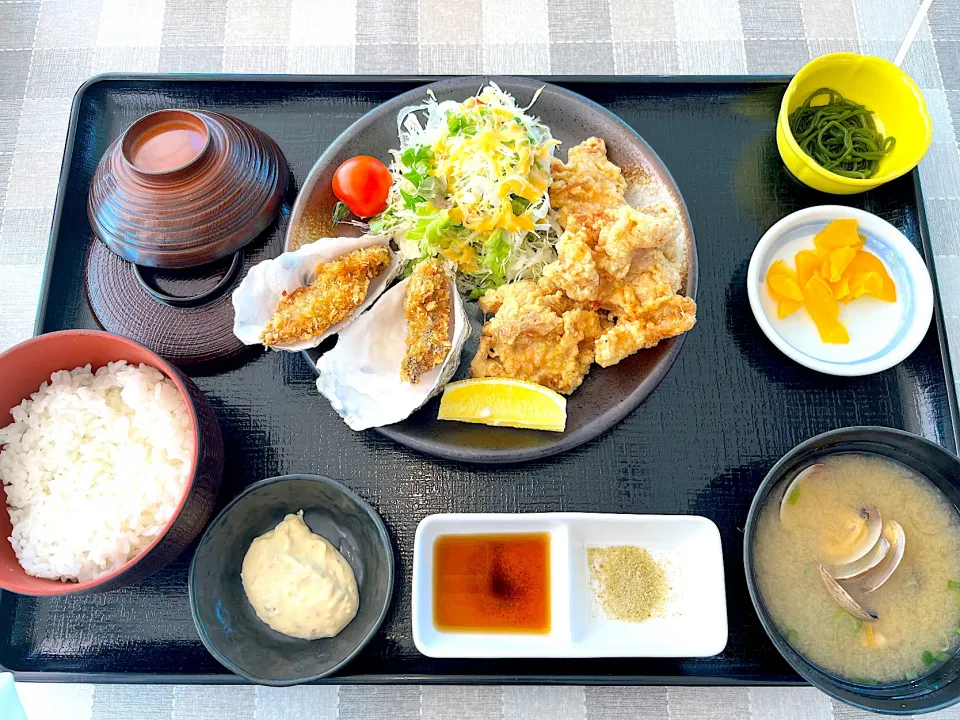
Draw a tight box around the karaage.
[471,136,696,389]
[468,281,606,395]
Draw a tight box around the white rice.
[0,361,194,583]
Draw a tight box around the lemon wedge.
[437,378,567,432]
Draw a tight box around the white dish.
[412,513,727,658]
[746,206,933,376]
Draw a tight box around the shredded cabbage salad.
[369,83,560,298]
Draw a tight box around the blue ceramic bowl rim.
[743,426,960,715]
[187,473,395,685]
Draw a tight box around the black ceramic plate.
[286,76,698,464]
[188,474,395,685]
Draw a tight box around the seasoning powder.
[588,545,668,622]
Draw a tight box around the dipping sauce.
[127,119,207,173]
[754,453,960,683]
[433,532,549,633]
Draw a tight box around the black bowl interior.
[188,475,394,685]
[744,427,960,715]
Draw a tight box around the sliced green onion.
[832,610,861,638]
[331,201,349,226]
[947,580,960,589]
[923,651,935,666]
[787,487,801,505]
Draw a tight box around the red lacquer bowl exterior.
[88,109,288,269]
[0,330,224,595]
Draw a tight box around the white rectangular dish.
[412,513,728,659]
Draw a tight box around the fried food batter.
[401,259,452,384]
[468,281,606,395]
[470,137,696,390]
[594,294,697,366]
[260,245,392,347]
[549,136,627,227]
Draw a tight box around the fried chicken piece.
[401,259,452,384]
[596,203,680,279]
[594,295,697,367]
[469,281,606,395]
[540,220,600,302]
[539,138,696,366]
[260,245,392,347]
[596,254,681,318]
[549,137,626,227]
[477,279,581,317]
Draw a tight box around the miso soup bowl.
[744,426,960,715]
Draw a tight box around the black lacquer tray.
[5,75,958,685]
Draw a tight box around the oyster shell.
[232,234,400,351]
[315,273,470,430]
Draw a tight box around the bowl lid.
[84,205,287,364]
[88,110,288,269]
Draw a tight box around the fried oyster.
[401,259,452,384]
[260,245,392,347]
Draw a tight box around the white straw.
[894,0,934,67]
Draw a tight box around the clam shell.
[819,564,877,622]
[848,521,905,594]
[820,505,883,567]
[779,463,824,521]
[315,275,470,431]
[231,234,400,351]
[829,535,890,580]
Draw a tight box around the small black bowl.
[744,426,960,715]
[188,474,395,685]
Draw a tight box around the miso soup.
[753,453,960,683]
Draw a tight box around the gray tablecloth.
[2,0,960,717]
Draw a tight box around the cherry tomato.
[332,156,392,218]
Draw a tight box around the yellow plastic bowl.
[777,53,932,194]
